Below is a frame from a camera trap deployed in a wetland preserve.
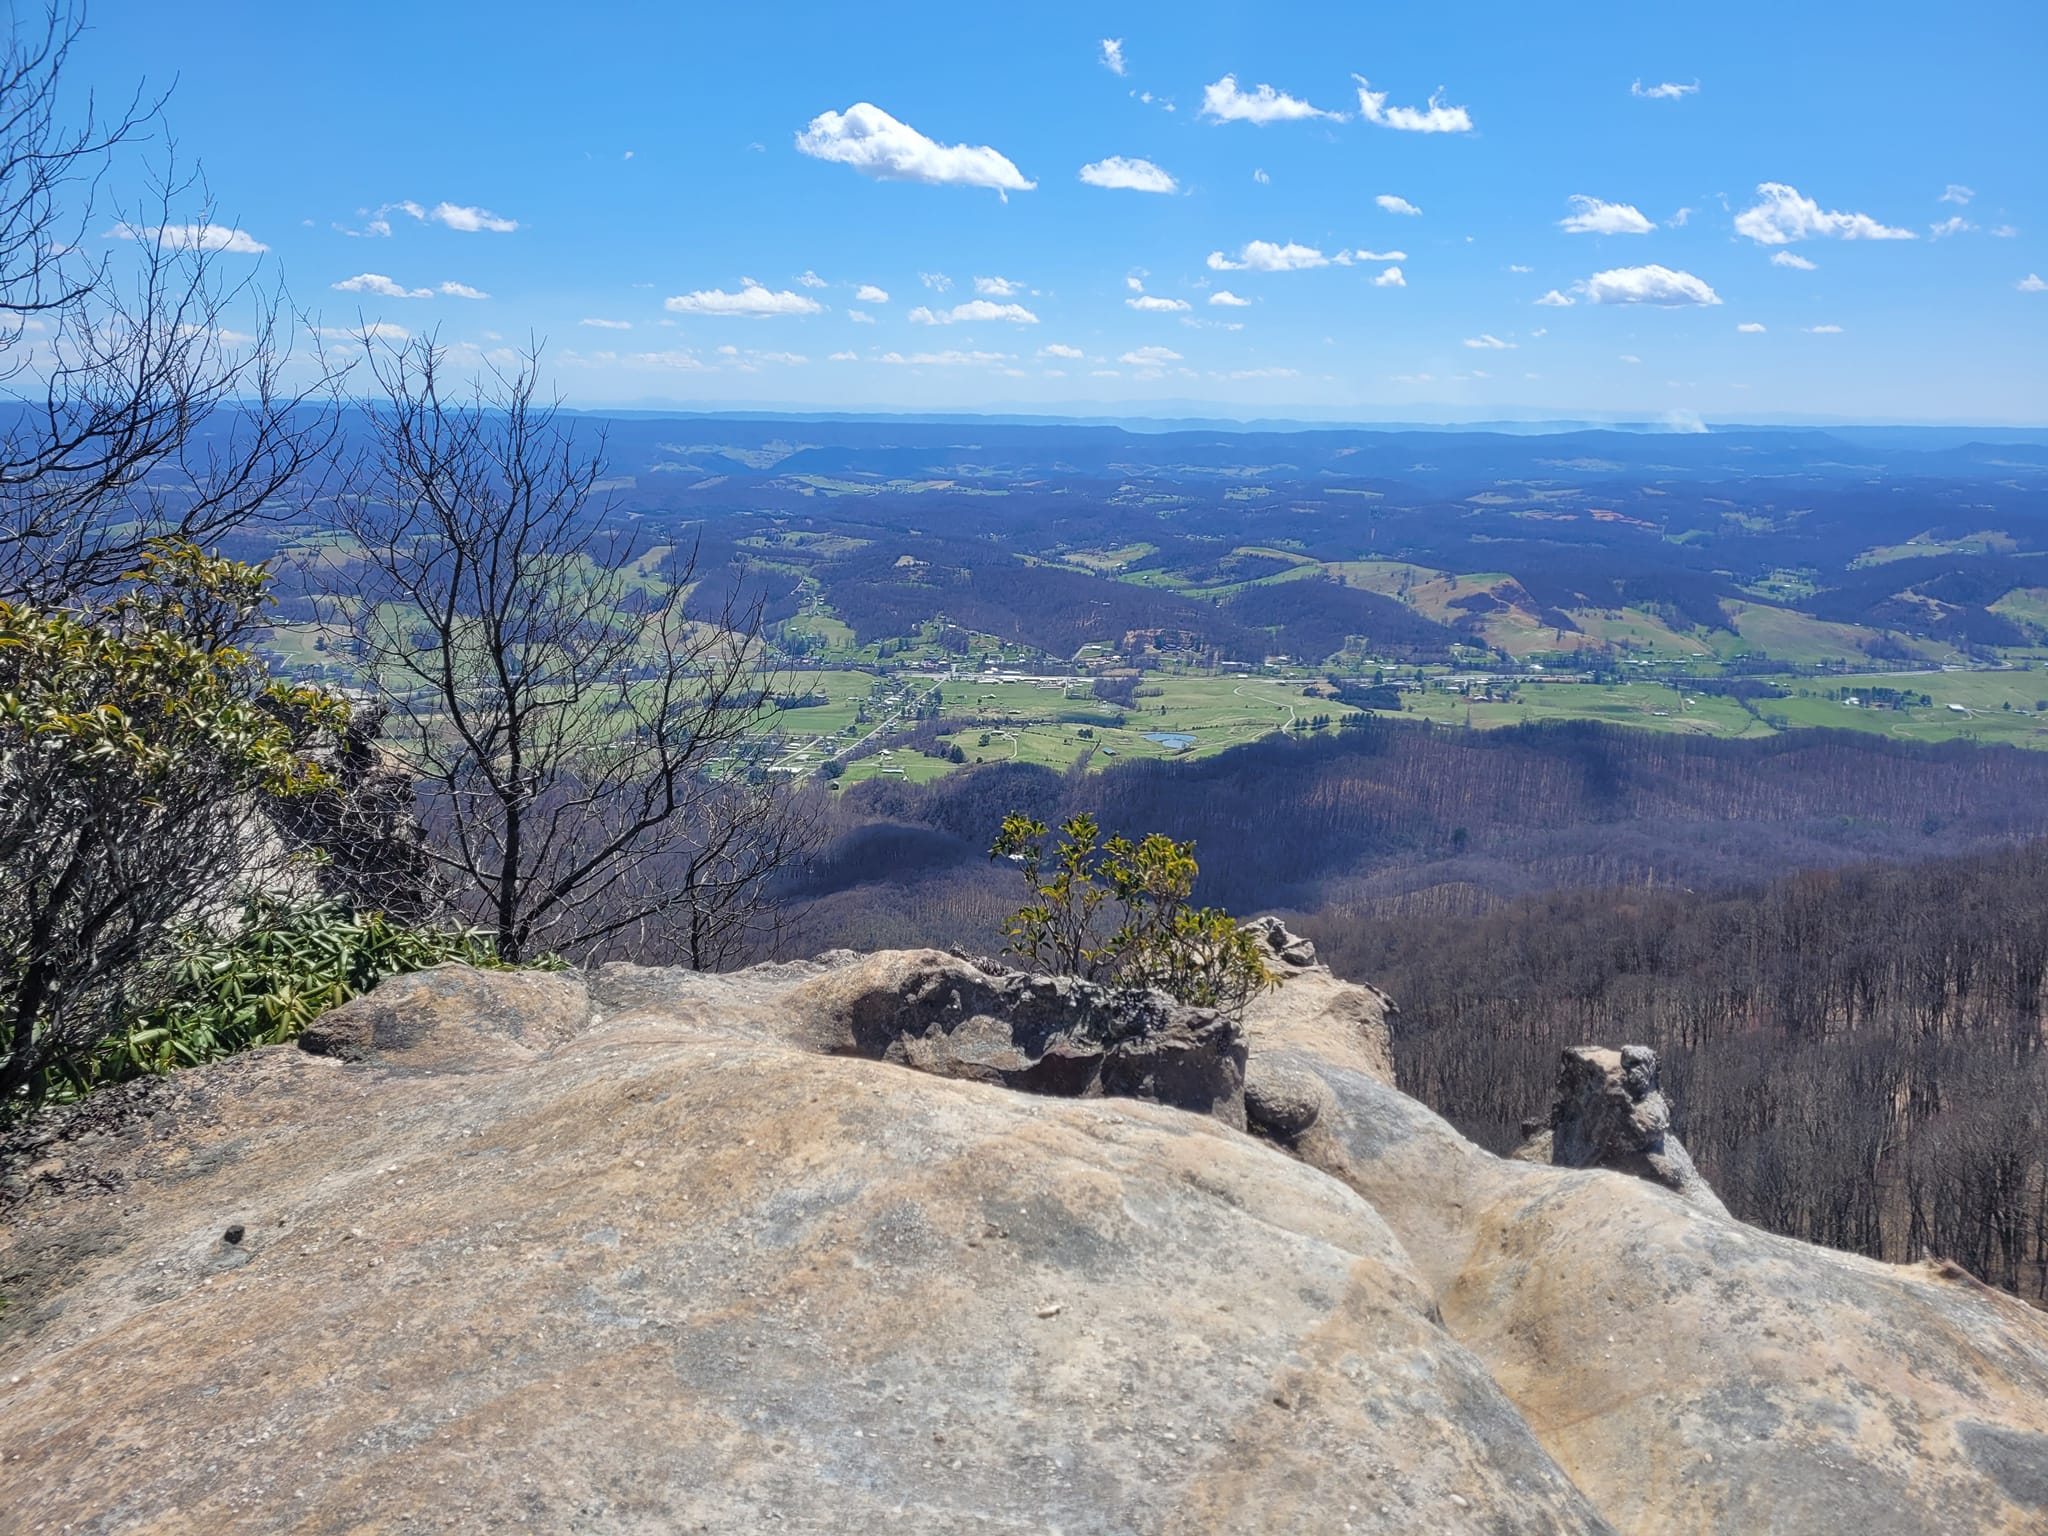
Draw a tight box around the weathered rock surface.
[1511,1044,1728,1215]
[2,940,2046,1536]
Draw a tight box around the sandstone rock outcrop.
[1511,1043,1728,1215]
[3,941,2046,1535]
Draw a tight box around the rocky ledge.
[2,932,2045,1534]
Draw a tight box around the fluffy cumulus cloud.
[919,272,953,292]
[428,202,518,233]
[1737,321,1767,333]
[581,317,632,330]
[2020,274,2048,293]
[1200,75,1339,124]
[1463,333,1516,349]
[1078,156,1178,194]
[439,281,489,299]
[1771,251,1818,270]
[1039,343,1085,359]
[797,270,827,288]
[1559,195,1655,235]
[1126,295,1190,312]
[973,275,1022,296]
[1119,345,1183,364]
[846,309,875,322]
[1352,76,1473,133]
[1376,194,1421,216]
[1100,38,1125,75]
[1631,79,1699,100]
[1207,240,1329,272]
[333,272,430,298]
[1580,264,1721,306]
[664,282,824,317]
[1534,289,1575,306]
[907,299,1039,325]
[1804,324,1844,334]
[1208,290,1252,307]
[856,284,890,303]
[1372,265,1406,287]
[113,222,268,254]
[829,350,859,362]
[1929,216,1974,238]
[796,103,1035,197]
[1940,184,1975,205]
[1734,183,1914,244]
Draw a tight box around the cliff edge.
[2,936,2045,1534]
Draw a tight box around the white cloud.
[429,202,518,233]
[878,349,1014,366]
[1253,168,1270,184]
[1992,225,2019,238]
[1078,156,1179,194]
[973,275,1022,296]
[1208,290,1252,307]
[1221,366,1299,379]
[2019,274,2048,293]
[797,269,827,287]
[1352,249,1406,262]
[919,272,953,292]
[1940,184,1975,205]
[1559,195,1655,235]
[1580,264,1721,306]
[795,103,1035,197]
[1618,353,1641,364]
[1530,327,1547,337]
[315,322,410,342]
[1463,333,1515,350]
[829,350,859,361]
[1733,182,1914,244]
[1352,76,1473,133]
[1207,240,1330,272]
[1929,216,1974,238]
[1039,343,1085,359]
[333,272,431,298]
[855,284,890,303]
[1126,273,1147,292]
[1091,369,1120,378]
[907,299,1039,325]
[1737,322,1767,333]
[581,317,633,330]
[112,222,268,254]
[1771,251,1817,270]
[1100,38,1125,76]
[1127,295,1191,312]
[1372,265,1406,287]
[1508,264,1532,273]
[1376,194,1422,216]
[664,283,824,317]
[1119,345,1183,364]
[847,308,876,323]
[1535,289,1575,306]
[1630,79,1699,100]
[1200,75,1340,124]
[1669,207,1694,227]
[1804,324,1843,334]
[439,281,489,299]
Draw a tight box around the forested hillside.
[1334,844,2048,1303]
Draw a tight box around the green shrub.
[989,812,1272,1018]
[37,897,504,1102]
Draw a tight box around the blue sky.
[83,0,2046,422]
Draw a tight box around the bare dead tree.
[331,337,814,964]
[0,3,340,605]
